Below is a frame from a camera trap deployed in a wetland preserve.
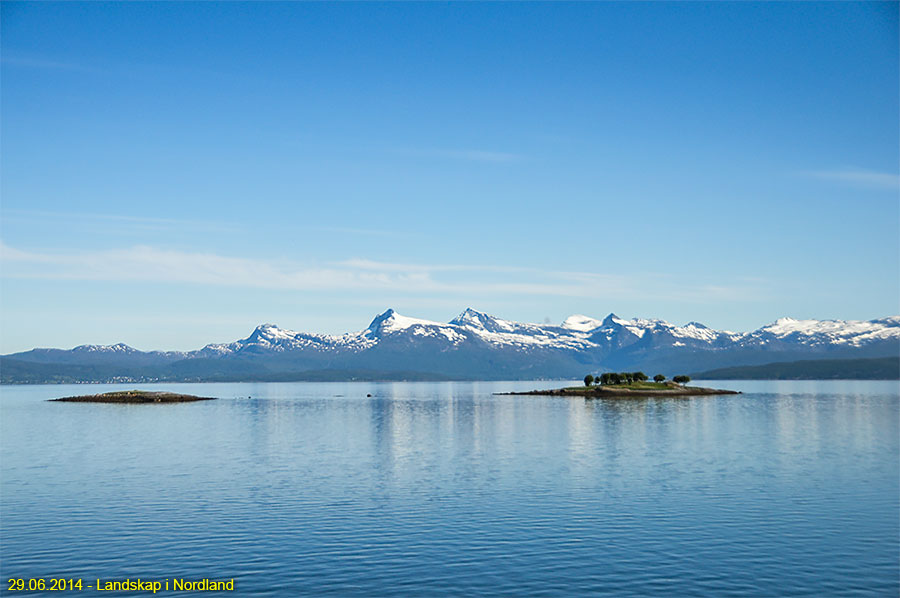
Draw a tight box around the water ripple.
[1,380,897,596]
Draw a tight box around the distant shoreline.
[691,356,899,380]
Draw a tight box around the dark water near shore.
[2,380,897,596]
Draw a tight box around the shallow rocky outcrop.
[51,390,216,403]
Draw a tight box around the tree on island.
[596,371,651,385]
[584,374,594,387]
[654,374,666,383]
[672,375,691,385]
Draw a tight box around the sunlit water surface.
[2,380,897,596]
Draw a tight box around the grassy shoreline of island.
[498,383,741,398]
[499,372,740,398]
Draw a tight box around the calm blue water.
[1,380,897,596]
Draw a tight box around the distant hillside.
[0,358,459,384]
[692,357,900,380]
[0,358,142,384]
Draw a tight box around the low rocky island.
[51,390,217,404]
[500,383,740,398]
[499,372,740,398]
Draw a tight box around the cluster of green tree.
[583,372,691,386]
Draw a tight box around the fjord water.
[1,381,897,597]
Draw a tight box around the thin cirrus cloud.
[0,241,763,302]
[800,168,900,190]
[326,258,766,303]
[334,259,755,303]
[339,258,535,273]
[5,210,421,239]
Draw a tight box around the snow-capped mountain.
[4,308,899,382]
[365,309,466,343]
[740,316,900,349]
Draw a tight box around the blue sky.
[1,2,898,353]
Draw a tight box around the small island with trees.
[500,372,740,398]
[51,390,217,403]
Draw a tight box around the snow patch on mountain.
[365,309,466,343]
[370,309,445,332]
[451,308,542,334]
[561,314,603,332]
[73,343,137,353]
[447,308,592,349]
[254,323,294,341]
[749,317,900,347]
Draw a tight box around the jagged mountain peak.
[255,322,282,333]
[450,308,530,334]
[367,309,397,331]
[452,307,499,328]
[454,307,489,320]
[247,323,295,341]
[366,308,453,336]
[601,313,629,327]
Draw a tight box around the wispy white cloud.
[800,168,900,190]
[3,210,423,239]
[0,242,415,291]
[0,241,765,303]
[338,258,534,273]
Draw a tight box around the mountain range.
[2,308,899,383]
